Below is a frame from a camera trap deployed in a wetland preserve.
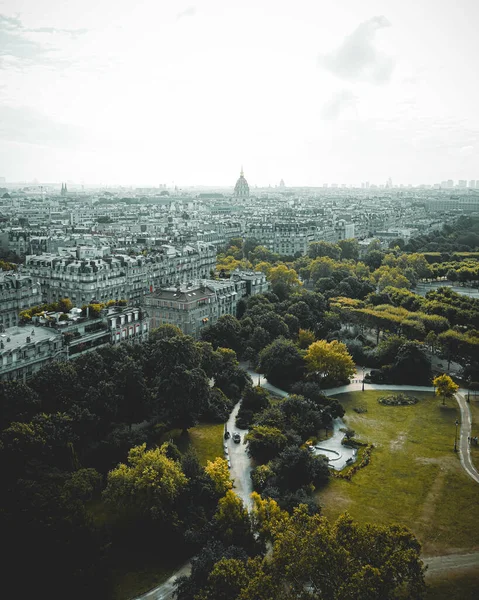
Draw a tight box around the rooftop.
[0,326,60,350]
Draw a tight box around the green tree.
[0,380,40,428]
[258,338,304,388]
[297,328,315,349]
[205,458,233,495]
[268,264,301,295]
[304,340,355,384]
[200,314,243,354]
[433,373,459,406]
[308,241,342,260]
[157,366,210,432]
[245,425,288,463]
[103,443,188,521]
[182,497,427,600]
[338,238,360,260]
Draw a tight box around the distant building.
[24,242,216,304]
[230,270,270,296]
[234,168,250,198]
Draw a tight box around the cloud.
[0,104,84,147]
[318,16,395,84]
[321,89,357,120]
[458,145,474,156]
[176,6,196,21]
[0,13,87,68]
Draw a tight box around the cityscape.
[1,1,479,600]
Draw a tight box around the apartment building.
[230,270,270,296]
[0,272,42,330]
[0,305,148,381]
[0,326,65,382]
[144,278,247,338]
[24,242,216,305]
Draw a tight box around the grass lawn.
[162,422,225,466]
[425,568,479,600]
[319,390,479,556]
[111,560,180,600]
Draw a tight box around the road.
[132,562,191,600]
[133,367,479,599]
[225,400,254,510]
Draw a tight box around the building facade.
[0,272,42,331]
[24,242,216,305]
[144,278,247,338]
[0,305,148,381]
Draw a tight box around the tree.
[213,490,256,551]
[258,338,304,388]
[30,361,80,413]
[267,264,301,295]
[103,443,188,522]
[338,238,359,260]
[308,241,342,260]
[304,340,355,385]
[0,380,40,428]
[245,426,288,463]
[181,497,427,600]
[433,374,459,406]
[278,394,324,439]
[201,314,243,354]
[297,328,315,349]
[270,444,330,491]
[205,458,233,495]
[389,341,432,385]
[157,366,210,432]
[146,333,202,379]
[114,357,150,431]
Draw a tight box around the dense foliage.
[0,326,251,599]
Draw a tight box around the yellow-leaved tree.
[304,339,356,383]
[433,373,459,406]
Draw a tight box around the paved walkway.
[455,392,479,484]
[225,400,254,510]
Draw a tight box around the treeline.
[399,216,479,253]
[0,325,251,599]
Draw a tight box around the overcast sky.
[0,0,478,187]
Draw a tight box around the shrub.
[378,393,419,406]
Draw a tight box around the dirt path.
[424,551,479,578]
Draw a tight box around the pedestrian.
[468,436,471,444]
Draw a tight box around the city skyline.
[1,0,478,185]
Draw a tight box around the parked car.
[233,432,241,444]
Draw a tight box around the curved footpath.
[134,370,479,599]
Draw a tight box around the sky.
[0,0,478,187]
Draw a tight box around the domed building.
[234,167,250,198]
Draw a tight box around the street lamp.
[362,366,365,392]
[454,419,459,452]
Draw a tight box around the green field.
[425,569,479,600]
[319,390,479,556]
[163,422,225,465]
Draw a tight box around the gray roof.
[1,326,61,350]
